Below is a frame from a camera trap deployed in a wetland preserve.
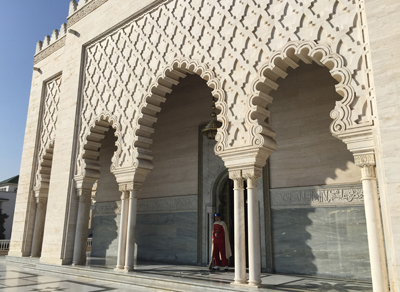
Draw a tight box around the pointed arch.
[247,40,357,150]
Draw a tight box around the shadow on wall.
[91,212,118,261]
[272,208,317,275]
[268,63,369,280]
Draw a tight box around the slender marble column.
[244,168,262,286]
[72,188,92,265]
[229,170,246,285]
[30,195,48,257]
[115,190,129,270]
[354,153,389,292]
[124,183,140,272]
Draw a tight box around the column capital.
[118,182,142,193]
[76,188,92,198]
[35,197,48,205]
[354,152,376,167]
[228,169,242,180]
[354,152,376,181]
[229,170,244,189]
[242,167,262,180]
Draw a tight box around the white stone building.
[9,0,400,291]
[0,175,18,239]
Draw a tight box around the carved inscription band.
[271,184,363,209]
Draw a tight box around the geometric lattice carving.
[76,0,374,176]
[34,76,61,190]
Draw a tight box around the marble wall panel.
[272,206,371,280]
[91,197,198,264]
[91,214,119,258]
[136,212,198,264]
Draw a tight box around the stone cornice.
[33,36,66,65]
[270,184,364,209]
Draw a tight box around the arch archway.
[247,41,357,150]
[73,114,121,265]
[133,58,229,175]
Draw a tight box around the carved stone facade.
[10,0,400,291]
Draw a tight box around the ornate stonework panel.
[271,184,364,208]
[94,195,197,216]
[34,76,62,190]
[76,0,373,175]
[137,195,198,214]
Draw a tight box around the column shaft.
[354,153,389,292]
[72,190,91,265]
[362,175,389,292]
[247,177,261,286]
[116,192,129,269]
[30,197,47,257]
[232,174,246,284]
[124,189,138,271]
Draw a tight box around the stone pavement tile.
[261,274,303,285]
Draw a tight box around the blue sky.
[0,1,71,181]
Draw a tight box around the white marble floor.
[0,257,373,292]
[0,263,148,292]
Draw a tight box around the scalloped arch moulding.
[76,46,373,184]
[74,111,124,189]
[247,41,366,150]
[76,58,231,186]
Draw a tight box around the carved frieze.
[93,195,198,216]
[137,195,198,214]
[67,0,108,28]
[33,36,66,65]
[271,185,364,209]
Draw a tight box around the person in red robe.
[212,212,232,271]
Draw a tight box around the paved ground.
[0,257,373,291]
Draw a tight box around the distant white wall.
[0,191,17,239]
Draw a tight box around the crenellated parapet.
[35,23,67,55]
[34,0,109,64]
[34,23,67,64]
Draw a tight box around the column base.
[248,281,262,288]
[230,280,248,287]
[114,266,124,271]
[124,267,134,272]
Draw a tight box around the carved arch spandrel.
[132,57,229,172]
[247,40,369,150]
[75,111,123,181]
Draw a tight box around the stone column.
[229,170,246,285]
[115,189,129,270]
[30,191,48,258]
[354,153,389,292]
[124,183,140,272]
[243,168,262,287]
[72,188,92,265]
